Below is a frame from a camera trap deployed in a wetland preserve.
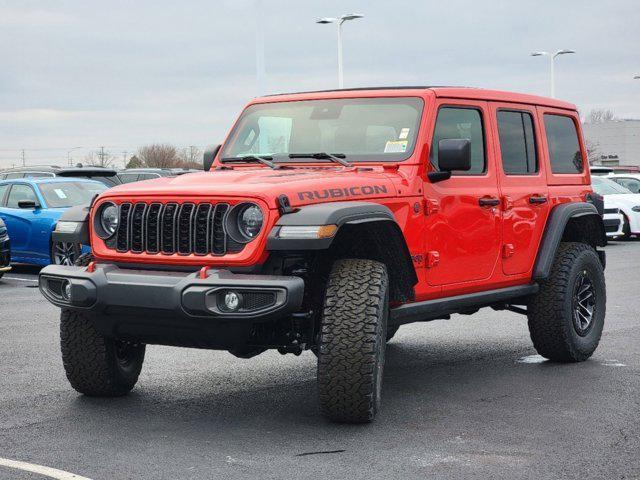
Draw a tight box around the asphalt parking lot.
[0,242,638,480]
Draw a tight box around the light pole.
[316,13,364,88]
[531,49,575,98]
[67,146,82,166]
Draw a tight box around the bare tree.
[137,144,181,168]
[178,146,202,169]
[584,139,601,165]
[84,148,116,168]
[586,109,616,124]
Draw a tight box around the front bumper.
[39,263,304,322]
[0,237,11,272]
[603,213,624,238]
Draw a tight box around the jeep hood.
[100,167,399,208]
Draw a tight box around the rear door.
[424,100,502,287]
[490,103,549,275]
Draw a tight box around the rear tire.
[60,309,145,396]
[527,242,606,362]
[317,259,389,423]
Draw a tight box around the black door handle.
[479,197,500,207]
[529,196,548,204]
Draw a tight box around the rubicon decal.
[298,185,388,201]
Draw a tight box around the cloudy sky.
[1,0,638,168]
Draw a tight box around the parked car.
[591,176,640,239]
[0,178,106,266]
[0,165,121,187]
[40,86,607,423]
[0,218,10,278]
[117,168,176,184]
[609,174,640,194]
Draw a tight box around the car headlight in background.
[226,202,264,243]
[95,202,119,239]
[632,206,640,212]
[55,221,81,234]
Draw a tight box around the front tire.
[527,242,606,362]
[60,309,145,396]
[317,259,389,423]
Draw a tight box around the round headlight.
[100,203,119,237]
[237,204,263,240]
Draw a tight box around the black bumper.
[0,237,10,272]
[39,263,304,322]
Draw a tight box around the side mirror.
[428,139,472,183]
[18,200,40,209]
[203,144,222,171]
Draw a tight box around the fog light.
[62,280,72,301]
[224,291,241,311]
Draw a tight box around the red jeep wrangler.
[40,87,606,423]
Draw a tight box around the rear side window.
[544,114,583,174]
[138,173,160,180]
[497,110,537,174]
[5,173,24,179]
[119,174,139,183]
[431,107,486,174]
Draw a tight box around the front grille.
[604,208,620,215]
[111,202,243,256]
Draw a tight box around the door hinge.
[427,251,440,268]
[424,198,439,215]
[502,244,515,259]
[502,196,513,211]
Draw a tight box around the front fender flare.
[266,201,395,251]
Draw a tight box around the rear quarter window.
[544,114,583,174]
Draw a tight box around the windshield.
[220,97,424,162]
[39,181,106,208]
[592,177,633,195]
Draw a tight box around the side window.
[119,174,139,184]
[497,110,538,174]
[544,114,583,174]
[614,178,640,194]
[24,172,54,178]
[6,184,37,208]
[5,173,24,179]
[0,184,9,205]
[432,107,486,174]
[138,173,159,180]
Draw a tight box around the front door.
[424,100,502,287]
[490,103,549,275]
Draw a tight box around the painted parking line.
[2,276,38,283]
[0,457,92,479]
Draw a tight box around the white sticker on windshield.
[384,140,408,153]
[54,188,67,199]
[399,128,410,140]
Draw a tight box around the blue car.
[0,218,10,278]
[0,178,106,266]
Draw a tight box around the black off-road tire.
[386,325,400,342]
[60,309,145,396]
[317,259,389,423]
[74,252,94,267]
[527,242,606,362]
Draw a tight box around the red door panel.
[490,103,550,276]
[424,100,502,286]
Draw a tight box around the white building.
[583,119,640,166]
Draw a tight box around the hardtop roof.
[259,86,575,110]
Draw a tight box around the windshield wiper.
[220,155,279,169]
[288,152,352,167]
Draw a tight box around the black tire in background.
[317,259,389,423]
[621,214,632,240]
[527,242,606,362]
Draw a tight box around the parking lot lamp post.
[67,147,82,166]
[316,13,364,89]
[531,49,575,98]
